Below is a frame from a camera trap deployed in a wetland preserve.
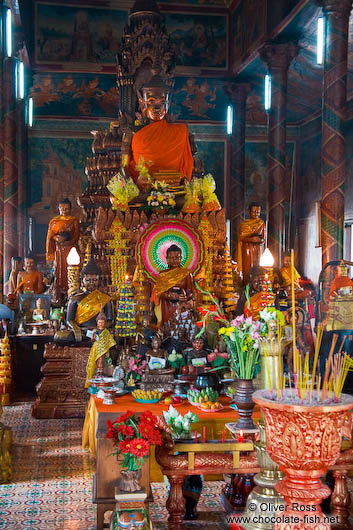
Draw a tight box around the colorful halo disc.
[136,218,205,282]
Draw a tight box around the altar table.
[82,394,258,476]
[82,394,260,530]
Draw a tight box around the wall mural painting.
[28,137,91,228]
[165,12,227,69]
[300,134,321,219]
[245,141,295,221]
[244,142,268,214]
[195,139,225,206]
[161,0,228,6]
[30,73,119,117]
[172,77,226,121]
[233,0,266,70]
[35,2,127,65]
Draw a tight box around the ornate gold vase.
[253,389,353,530]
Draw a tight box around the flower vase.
[119,469,142,492]
[253,389,353,529]
[233,378,256,430]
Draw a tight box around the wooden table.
[82,394,260,529]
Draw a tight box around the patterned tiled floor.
[0,402,228,530]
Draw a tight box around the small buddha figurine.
[85,308,116,387]
[186,336,208,367]
[16,255,44,294]
[32,298,48,322]
[146,335,167,370]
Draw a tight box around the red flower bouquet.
[107,410,162,471]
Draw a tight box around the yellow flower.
[218,327,226,335]
[157,194,163,202]
[169,198,176,206]
[147,196,152,201]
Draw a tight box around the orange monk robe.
[46,215,80,292]
[280,266,300,288]
[328,276,353,300]
[237,218,265,282]
[129,119,193,181]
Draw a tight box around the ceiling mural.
[232,0,266,72]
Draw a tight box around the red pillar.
[223,83,251,257]
[260,42,298,265]
[3,56,18,294]
[318,0,353,265]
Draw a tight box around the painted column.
[318,0,352,265]
[17,97,26,257]
[223,83,251,257]
[260,42,298,265]
[3,56,18,294]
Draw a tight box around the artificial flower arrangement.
[196,284,284,380]
[144,180,177,214]
[107,410,162,471]
[182,174,220,214]
[126,353,147,385]
[107,172,139,211]
[163,405,198,439]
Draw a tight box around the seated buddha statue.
[66,257,113,343]
[16,255,44,295]
[127,75,193,184]
[32,298,48,322]
[328,261,353,301]
[151,244,194,327]
[242,266,277,320]
[280,252,311,301]
[185,336,209,367]
[145,335,167,370]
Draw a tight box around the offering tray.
[89,376,120,399]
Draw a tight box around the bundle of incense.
[311,324,323,391]
[321,333,338,402]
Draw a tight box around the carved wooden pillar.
[3,56,18,294]
[330,470,351,529]
[166,475,185,529]
[223,83,251,256]
[317,0,353,265]
[260,42,298,265]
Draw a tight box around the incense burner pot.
[253,389,353,530]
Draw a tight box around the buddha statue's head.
[80,256,101,292]
[166,244,182,270]
[139,75,170,122]
[24,255,36,272]
[248,202,261,220]
[58,198,72,217]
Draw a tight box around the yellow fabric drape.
[85,329,116,387]
[75,290,111,325]
[154,267,190,298]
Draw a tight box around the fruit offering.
[132,389,163,402]
[199,401,223,411]
[187,387,219,404]
[164,395,183,405]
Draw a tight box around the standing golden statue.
[237,202,265,284]
[46,198,80,303]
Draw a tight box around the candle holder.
[66,247,81,295]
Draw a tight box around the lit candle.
[202,426,206,443]
[238,430,244,443]
[222,429,225,443]
[195,430,198,443]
